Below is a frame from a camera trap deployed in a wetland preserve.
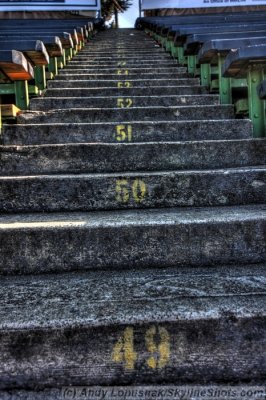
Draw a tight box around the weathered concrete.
[0,167,265,212]
[17,106,234,123]
[73,56,174,62]
[60,66,187,76]
[0,265,264,387]
[48,78,200,88]
[30,95,219,111]
[0,205,265,275]
[2,120,253,145]
[0,25,265,391]
[67,60,179,66]
[0,139,265,176]
[56,72,190,80]
[45,86,208,97]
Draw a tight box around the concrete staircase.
[0,28,265,394]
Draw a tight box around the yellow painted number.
[117,98,133,108]
[111,327,137,370]
[115,179,146,204]
[112,326,170,371]
[117,81,132,88]
[117,69,129,75]
[132,179,146,203]
[145,326,170,369]
[115,125,132,142]
[115,179,130,203]
[117,61,126,67]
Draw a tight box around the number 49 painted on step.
[112,326,170,370]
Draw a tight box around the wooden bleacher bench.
[0,18,98,128]
[0,49,34,109]
[136,13,266,138]
[197,37,266,104]
[184,30,266,74]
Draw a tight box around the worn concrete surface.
[0,205,265,274]
[17,106,234,124]
[62,66,186,72]
[1,139,264,175]
[0,266,264,387]
[0,26,265,390]
[30,95,219,111]
[48,78,200,88]
[2,120,253,145]
[45,86,208,97]
[0,167,265,212]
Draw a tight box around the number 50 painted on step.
[115,179,147,204]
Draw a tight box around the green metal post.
[218,54,232,104]
[34,65,46,90]
[188,55,196,75]
[177,46,186,65]
[165,39,171,52]
[247,68,266,137]
[58,50,66,68]
[200,63,211,88]
[65,48,71,62]
[171,43,178,59]
[48,57,58,76]
[14,80,29,109]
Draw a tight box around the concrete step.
[74,56,173,61]
[87,48,163,52]
[0,205,265,275]
[65,63,182,69]
[17,106,235,124]
[45,86,208,97]
[3,120,252,145]
[79,50,166,55]
[0,264,264,386]
[67,60,179,67]
[55,72,190,80]
[49,78,199,88]
[0,167,265,213]
[1,139,264,176]
[61,67,187,74]
[30,95,220,111]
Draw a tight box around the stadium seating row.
[0,18,101,130]
[136,12,266,137]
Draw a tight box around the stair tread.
[1,165,266,178]
[2,119,253,145]
[1,139,264,175]
[0,264,265,330]
[0,204,265,227]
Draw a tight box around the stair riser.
[0,140,263,176]
[3,120,252,145]
[18,106,234,124]
[29,96,219,111]
[0,317,264,388]
[0,214,265,274]
[0,169,265,212]
[45,86,208,96]
[50,79,199,87]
